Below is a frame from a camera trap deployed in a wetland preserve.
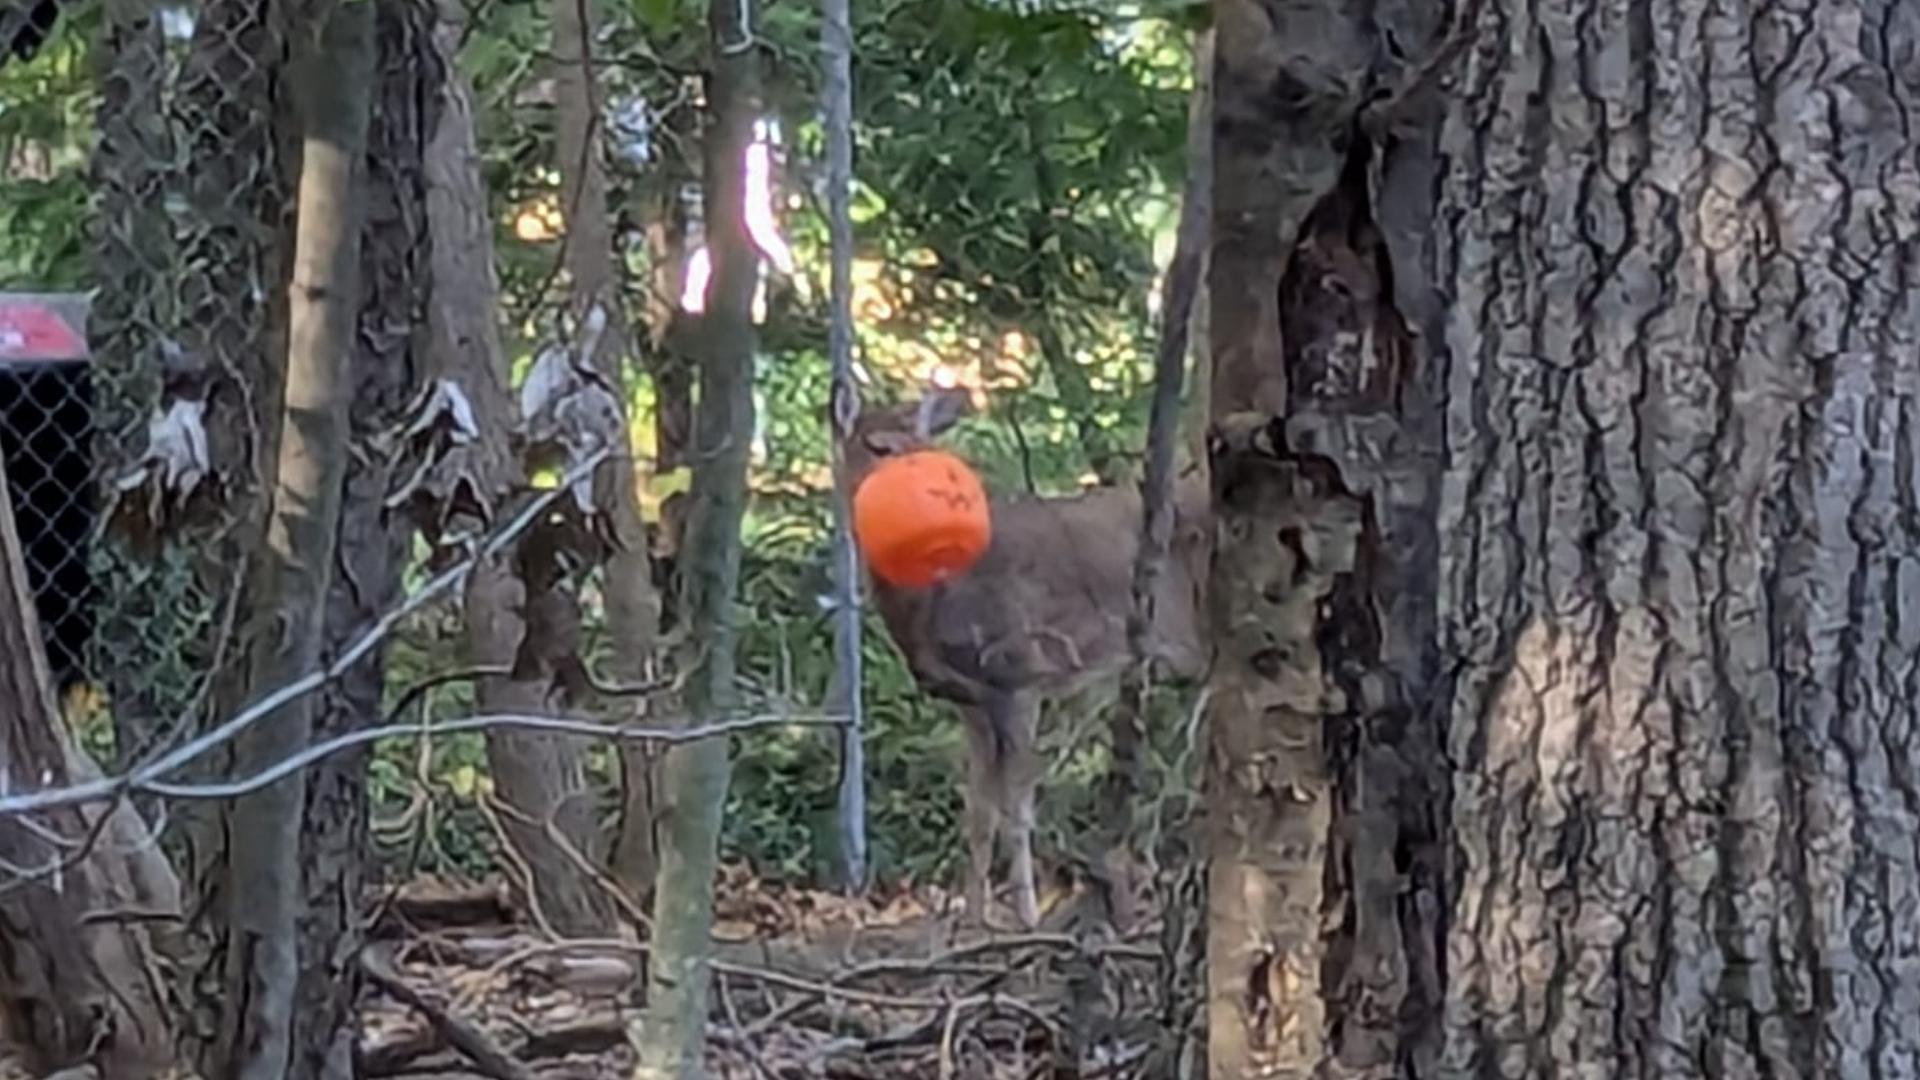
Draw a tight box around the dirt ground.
[355,866,1166,1079]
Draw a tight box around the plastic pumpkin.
[853,449,992,588]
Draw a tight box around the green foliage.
[0,3,96,287]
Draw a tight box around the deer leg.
[960,707,1001,927]
[994,693,1044,930]
[1008,781,1041,929]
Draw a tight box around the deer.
[842,385,1211,929]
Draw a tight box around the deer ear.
[914,386,973,439]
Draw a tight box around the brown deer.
[843,386,1211,928]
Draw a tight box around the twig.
[717,971,780,1080]
[936,992,1060,1079]
[937,997,969,1080]
[361,943,538,1080]
[456,934,958,1012]
[382,664,511,724]
[833,932,1144,983]
[460,935,644,1012]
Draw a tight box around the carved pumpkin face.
[852,449,992,588]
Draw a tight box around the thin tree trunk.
[284,0,438,1074]
[632,0,760,1069]
[1021,98,1115,484]
[1100,23,1214,912]
[820,0,866,893]
[617,122,698,888]
[1078,28,1211,1078]
[1204,0,1448,1073]
[0,444,180,1079]
[217,0,374,1073]
[1436,0,1920,1072]
[551,0,663,907]
[1178,24,1214,482]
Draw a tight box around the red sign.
[0,297,87,362]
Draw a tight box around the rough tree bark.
[0,446,180,1079]
[283,0,439,1074]
[89,0,176,789]
[550,0,664,904]
[1434,0,1920,1073]
[167,0,296,931]
[217,0,374,1075]
[632,0,760,1069]
[1204,0,1449,1073]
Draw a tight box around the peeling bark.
[1434,0,1920,1073]
[1205,0,1449,1073]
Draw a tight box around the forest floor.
[357,866,1167,1079]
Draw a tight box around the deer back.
[868,471,1210,708]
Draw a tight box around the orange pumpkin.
[852,449,992,588]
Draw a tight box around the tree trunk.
[413,0,612,940]
[551,0,664,905]
[284,0,439,1074]
[1204,0,1449,1074]
[165,0,296,937]
[632,0,760,1070]
[1435,0,1920,1072]
[0,442,180,1079]
[89,0,175,793]
[820,0,866,893]
[217,0,374,1074]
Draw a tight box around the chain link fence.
[0,296,95,699]
[0,288,225,763]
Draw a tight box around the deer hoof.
[1013,893,1040,931]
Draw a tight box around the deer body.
[847,389,1210,927]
